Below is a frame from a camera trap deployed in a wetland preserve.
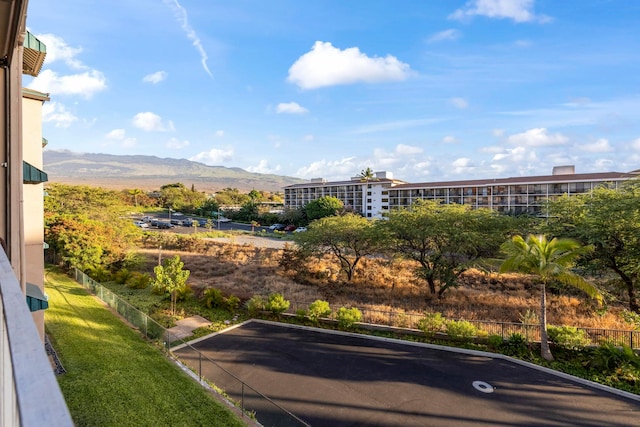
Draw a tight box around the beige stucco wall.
[22,91,47,338]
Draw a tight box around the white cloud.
[246,160,281,174]
[451,158,475,174]
[395,144,423,155]
[630,138,640,151]
[479,145,504,154]
[105,128,136,147]
[34,33,85,69]
[492,129,505,137]
[28,69,107,99]
[276,102,309,114]
[166,137,190,149]
[106,129,126,140]
[287,41,411,90]
[189,148,233,165]
[163,0,213,78]
[427,29,462,43]
[491,146,536,162]
[215,130,224,137]
[579,138,613,153]
[352,117,444,134]
[449,0,551,23]
[442,136,458,144]
[507,128,568,147]
[303,134,315,142]
[450,97,469,109]
[143,71,168,84]
[296,157,358,179]
[594,158,614,170]
[42,102,77,128]
[132,112,175,132]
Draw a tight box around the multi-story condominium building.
[284,166,639,219]
[1,1,73,424]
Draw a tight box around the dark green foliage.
[202,287,225,309]
[502,333,530,358]
[445,320,479,340]
[304,196,344,221]
[588,342,640,372]
[114,268,131,285]
[125,272,152,289]
[416,312,446,336]
[245,295,266,317]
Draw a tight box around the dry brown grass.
[136,241,630,330]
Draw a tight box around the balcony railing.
[0,248,72,426]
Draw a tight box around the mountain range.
[43,150,307,193]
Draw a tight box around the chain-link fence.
[72,268,310,427]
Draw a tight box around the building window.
[367,213,372,217]
[382,191,388,195]
[367,198,372,203]
[381,198,388,203]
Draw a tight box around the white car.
[134,221,149,228]
[217,217,231,223]
[293,227,307,233]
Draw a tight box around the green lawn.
[45,268,247,427]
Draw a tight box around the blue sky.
[25,0,640,183]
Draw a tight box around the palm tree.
[500,234,602,361]
[128,188,144,207]
[359,167,376,182]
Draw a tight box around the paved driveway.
[174,321,639,427]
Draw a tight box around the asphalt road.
[175,321,639,427]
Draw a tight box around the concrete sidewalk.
[166,315,211,341]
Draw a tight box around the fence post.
[501,323,505,340]
[199,352,202,381]
[241,383,245,415]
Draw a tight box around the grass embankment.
[44,267,246,427]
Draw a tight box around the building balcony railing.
[0,248,73,426]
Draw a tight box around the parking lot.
[175,321,640,427]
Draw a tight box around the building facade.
[284,167,639,218]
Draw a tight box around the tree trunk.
[539,282,554,361]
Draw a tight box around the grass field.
[44,267,247,427]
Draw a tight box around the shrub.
[245,295,265,317]
[487,334,504,350]
[202,288,224,309]
[547,325,590,350]
[126,272,152,289]
[336,307,362,329]
[88,265,112,283]
[266,293,290,315]
[588,342,640,372]
[114,268,131,285]
[175,284,193,302]
[445,320,478,340]
[621,310,640,330]
[503,333,529,357]
[307,300,331,322]
[417,312,446,336]
[223,295,241,312]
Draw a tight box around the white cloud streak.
[288,41,411,90]
[276,102,309,114]
[427,29,462,43]
[449,0,551,23]
[163,0,213,78]
[143,71,168,84]
[507,128,568,147]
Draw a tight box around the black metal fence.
[287,301,640,349]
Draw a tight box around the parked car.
[284,224,297,232]
[157,222,174,229]
[292,227,307,233]
[134,221,149,228]
[198,219,208,227]
[268,223,283,230]
[170,219,182,226]
[217,217,231,223]
[172,212,184,217]
[150,219,159,227]
[182,218,193,227]
[141,216,153,223]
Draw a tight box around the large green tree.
[294,213,384,281]
[500,234,603,361]
[153,255,190,315]
[304,196,344,221]
[384,200,513,298]
[546,180,640,313]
